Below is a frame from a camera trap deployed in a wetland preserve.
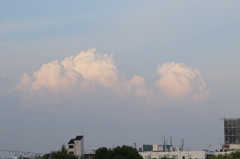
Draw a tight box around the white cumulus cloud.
[15,49,148,104]
[16,61,88,93]
[60,48,119,88]
[156,62,210,103]
[15,49,210,107]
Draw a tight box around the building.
[68,136,84,158]
[139,118,240,159]
[222,118,240,151]
[139,144,238,159]
[139,150,215,159]
[224,118,240,144]
[143,145,174,152]
[83,153,95,159]
[139,144,240,159]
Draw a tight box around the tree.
[94,147,112,159]
[94,145,143,159]
[210,150,240,159]
[52,144,79,159]
[229,150,240,159]
[16,154,42,159]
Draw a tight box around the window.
[69,145,74,149]
[69,151,74,154]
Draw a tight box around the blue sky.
[1,1,240,157]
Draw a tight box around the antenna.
[170,136,172,146]
[82,123,84,135]
[182,139,184,151]
[164,135,166,152]
[219,116,226,121]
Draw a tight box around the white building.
[139,150,214,159]
[222,144,240,151]
[139,119,240,159]
[68,136,84,158]
[139,149,237,159]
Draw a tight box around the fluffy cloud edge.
[14,49,211,107]
[155,62,211,103]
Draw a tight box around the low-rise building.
[139,150,215,159]
[68,136,84,158]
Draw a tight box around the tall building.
[224,118,240,144]
[68,136,84,158]
[221,118,240,150]
[138,118,240,159]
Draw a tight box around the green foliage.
[94,147,112,159]
[52,144,78,159]
[210,150,240,159]
[229,150,240,159]
[16,153,42,159]
[16,144,80,159]
[94,145,143,159]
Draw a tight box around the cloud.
[15,49,210,107]
[16,49,120,93]
[15,49,148,105]
[60,48,119,88]
[156,62,210,103]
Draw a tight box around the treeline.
[210,150,240,159]
[16,144,143,159]
[94,145,143,159]
[17,145,79,159]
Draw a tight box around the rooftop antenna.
[170,136,172,146]
[219,116,226,121]
[164,135,166,152]
[82,123,84,135]
[182,139,184,151]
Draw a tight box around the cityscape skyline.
[1,1,240,158]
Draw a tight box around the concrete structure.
[139,118,240,159]
[68,136,84,158]
[222,144,240,151]
[139,150,215,159]
[221,118,240,151]
[139,150,239,159]
[143,144,178,152]
[224,118,240,144]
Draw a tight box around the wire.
[0,149,44,156]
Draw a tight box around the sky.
[1,0,240,157]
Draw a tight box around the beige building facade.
[68,136,84,158]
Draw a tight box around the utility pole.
[170,136,172,146]
[164,136,166,152]
[89,146,91,159]
[182,139,184,151]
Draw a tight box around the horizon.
[1,1,240,158]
